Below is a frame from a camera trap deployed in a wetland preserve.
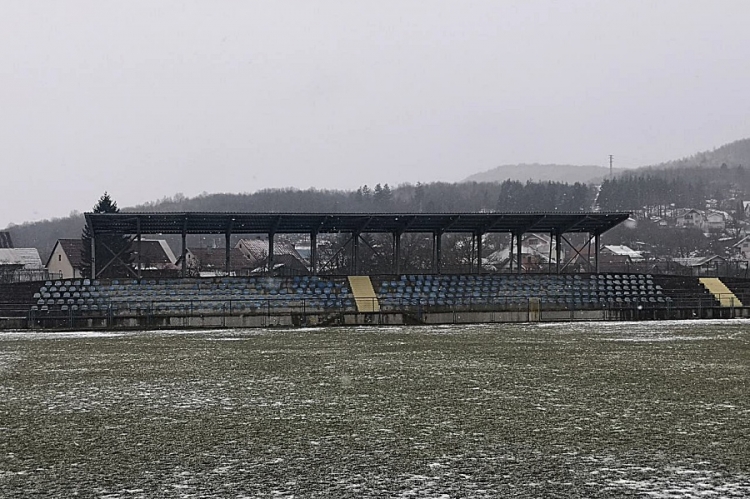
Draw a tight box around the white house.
[675,209,704,229]
[46,239,84,279]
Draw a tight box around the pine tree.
[81,192,134,279]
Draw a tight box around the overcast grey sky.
[2,1,749,227]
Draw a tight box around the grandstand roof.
[84,212,630,237]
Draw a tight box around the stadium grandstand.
[1,211,748,330]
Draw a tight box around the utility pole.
[609,155,614,178]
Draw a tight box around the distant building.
[650,217,668,228]
[46,238,178,279]
[135,239,178,273]
[704,211,727,232]
[0,248,43,269]
[601,245,644,262]
[485,234,566,272]
[523,233,559,257]
[733,236,750,260]
[594,245,645,272]
[177,247,254,277]
[46,239,84,279]
[236,238,309,275]
[672,255,728,276]
[672,209,728,233]
[675,209,704,229]
[0,248,45,282]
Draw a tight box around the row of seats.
[374,274,673,311]
[31,276,357,315]
[30,273,721,316]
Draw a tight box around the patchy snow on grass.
[0,322,748,497]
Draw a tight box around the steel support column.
[268,232,275,275]
[431,232,436,273]
[476,232,483,275]
[91,235,96,279]
[509,233,514,272]
[136,218,142,282]
[225,231,231,276]
[548,232,553,274]
[555,232,562,274]
[431,232,439,273]
[393,232,402,275]
[352,233,360,274]
[181,231,187,278]
[310,232,318,275]
[516,231,522,275]
[436,232,443,274]
[470,234,476,273]
[595,232,601,274]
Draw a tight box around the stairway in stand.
[699,277,743,307]
[347,276,380,313]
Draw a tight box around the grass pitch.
[1,321,749,497]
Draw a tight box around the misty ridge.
[464,138,750,184]
[6,137,750,262]
[463,164,627,184]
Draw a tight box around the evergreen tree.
[373,183,393,209]
[81,192,134,279]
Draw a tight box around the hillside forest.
[7,138,750,267]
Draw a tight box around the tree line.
[10,165,750,265]
[596,165,749,215]
[7,181,597,262]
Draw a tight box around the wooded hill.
[9,181,595,261]
[597,139,750,215]
[641,138,750,172]
[461,138,750,186]
[462,163,626,184]
[7,137,750,262]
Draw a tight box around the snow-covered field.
[1,321,748,497]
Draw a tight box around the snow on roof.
[602,245,643,260]
[705,210,728,220]
[0,248,43,268]
[486,246,553,264]
[236,239,303,263]
[150,239,177,264]
[186,247,253,271]
[673,255,726,267]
